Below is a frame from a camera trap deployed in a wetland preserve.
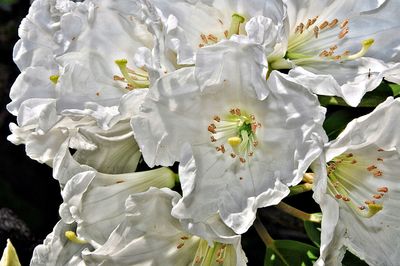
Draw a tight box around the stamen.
[227,13,245,38]
[328,19,339,28]
[377,187,388,193]
[319,21,329,30]
[313,26,319,38]
[340,19,349,29]
[338,27,349,39]
[65,231,87,244]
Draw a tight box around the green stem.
[289,183,313,196]
[253,216,290,266]
[276,202,321,223]
[318,95,385,108]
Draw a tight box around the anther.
[235,108,241,116]
[377,187,388,193]
[351,159,357,164]
[335,194,342,199]
[342,196,350,202]
[181,236,189,240]
[346,153,353,157]
[359,206,366,210]
[216,145,225,153]
[329,19,339,28]
[207,34,218,42]
[373,171,383,177]
[230,153,236,158]
[116,180,125,184]
[253,141,258,147]
[373,194,382,199]
[211,136,217,142]
[367,165,377,171]
[341,50,350,56]
[224,30,229,38]
[377,158,383,162]
[200,34,208,44]
[378,148,384,152]
[239,157,246,163]
[208,124,216,133]
[213,115,221,122]
[340,19,349,29]
[319,21,329,30]
[177,243,184,249]
[313,26,319,38]
[365,200,376,205]
[338,27,349,39]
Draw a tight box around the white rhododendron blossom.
[132,41,326,234]
[313,97,400,265]
[7,0,158,165]
[82,188,247,266]
[140,0,286,65]
[6,0,400,264]
[268,0,400,106]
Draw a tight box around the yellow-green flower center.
[208,108,260,164]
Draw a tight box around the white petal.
[289,57,388,107]
[30,221,91,266]
[60,168,176,246]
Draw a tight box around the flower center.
[198,13,245,48]
[208,108,260,163]
[193,239,235,265]
[270,16,374,69]
[326,151,389,218]
[114,59,149,90]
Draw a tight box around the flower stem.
[289,183,313,196]
[276,202,321,223]
[318,95,385,107]
[253,216,290,266]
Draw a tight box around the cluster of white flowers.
[4,0,400,265]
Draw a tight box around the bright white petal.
[30,221,92,266]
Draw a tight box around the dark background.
[0,0,62,264]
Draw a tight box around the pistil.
[114,59,150,90]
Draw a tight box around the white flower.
[82,187,247,266]
[7,0,156,165]
[59,167,176,248]
[140,0,286,65]
[30,221,91,266]
[268,0,400,106]
[313,97,400,265]
[132,41,326,234]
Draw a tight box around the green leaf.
[323,110,354,140]
[342,250,368,266]
[388,83,400,97]
[0,0,17,5]
[303,221,321,247]
[264,240,319,266]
